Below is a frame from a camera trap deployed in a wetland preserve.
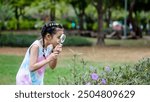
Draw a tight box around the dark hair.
[41,21,63,59]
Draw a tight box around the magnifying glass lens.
[60,34,66,44]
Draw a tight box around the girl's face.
[46,29,64,47]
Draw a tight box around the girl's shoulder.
[31,40,42,48]
[28,40,42,52]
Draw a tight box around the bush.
[63,36,93,46]
[7,18,17,30]
[19,20,36,30]
[5,19,36,30]
[0,34,38,47]
[0,34,93,47]
[58,55,150,85]
[92,22,98,31]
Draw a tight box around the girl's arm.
[48,57,57,69]
[29,45,57,72]
[29,45,48,72]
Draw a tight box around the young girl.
[16,21,64,85]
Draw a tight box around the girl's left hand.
[53,44,62,54]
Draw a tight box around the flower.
[105,66,111,72]
[101,78,107,85]
[91,73,99,80]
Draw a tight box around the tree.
[127,0,150,38]
[50,0,56,21]
[67,0,89,30]
[103,0,150,39]
[30,0,62,22]
[103,0,122,27]
[92,0,105,45]
[0,1,14,33]
[10,0,34,30]
[127,0,142,38]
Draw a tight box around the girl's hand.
[46,52,58,62]
[46,45,62,62]
[53,44,62,54]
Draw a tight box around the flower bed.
[58,55,150,85]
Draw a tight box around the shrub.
[57,55,150,85]
[19,20,36,30]
[0,34,93,47]
[0,34,38,47]
[6,19,36,30]
[63,36,93,46]
[6,18,17,30]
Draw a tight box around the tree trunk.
[15,7,20,30]
[0,28,1,35]
[96,0,105,45]
[79,11,85,30]
[106,7,111,27]
[73,7,85,30]
[50,0,55,21]
[50,9,55,21]
[128,0,142,38]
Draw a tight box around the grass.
[0,54,78,84]
[106,38,150,47]
[87,36,150,47]
[0,54,68,84]
[0,54,134,85]
[0,55,23,84]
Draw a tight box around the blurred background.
[0,0,150,84]
[0,0,150,42]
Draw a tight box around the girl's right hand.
[46,52,58,62]
[53,44,62,54]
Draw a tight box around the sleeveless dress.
[16,40,53,85]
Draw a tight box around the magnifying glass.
[60,34,66,45]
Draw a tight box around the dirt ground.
[0,46,150,63]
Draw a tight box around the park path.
[0,46,150,63]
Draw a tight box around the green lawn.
[0,55,23,84]
[0,54,71,85]
[0,54,133,85]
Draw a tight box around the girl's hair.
[41,21,63,59]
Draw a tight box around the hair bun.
[45,21,63,28]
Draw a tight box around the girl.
[16,21,64,85]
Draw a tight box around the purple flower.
[101,78,107,85]
[105,66,111,72]
[91,73,99,80]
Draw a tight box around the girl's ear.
[46,33,52,40]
